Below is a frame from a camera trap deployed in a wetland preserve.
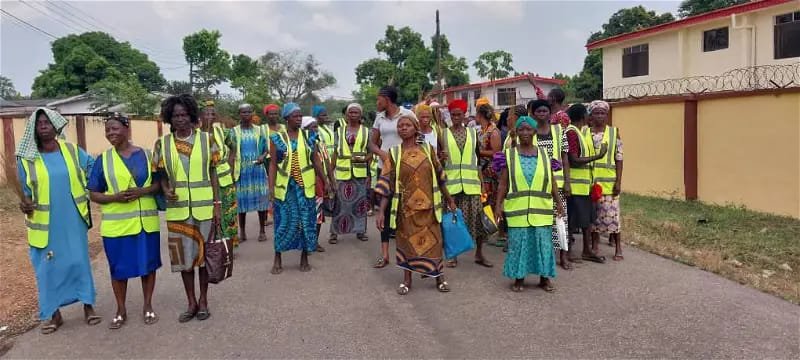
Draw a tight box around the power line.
[18,0,90,35]
[0,9,57,40]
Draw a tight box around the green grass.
[622,193,800,304]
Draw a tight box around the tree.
[32,32,165,98]
[573,6,675,101]
[552,73,581,104]
[0,76,19,99]
[164,80,192,95]
[430,33,469,88]
[678,0,747,18]
[258,50,336,104]
[90,74,160,116]
[183,29,231,96]
[473,50,515,82]
[230,54,260,97]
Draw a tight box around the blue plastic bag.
[442,209,475,260]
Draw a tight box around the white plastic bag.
[555,216,568,251]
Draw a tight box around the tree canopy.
[0,76,20,99]
[473,50,515,82]
[678,0,748,18]
[182,29,231,96]
[31,32,165,98]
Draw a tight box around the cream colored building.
[587,0,800,98]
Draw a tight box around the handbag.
[205,220,233,284]
[441,209,475,260]
[555,216,568,251]
[480,202,498,235]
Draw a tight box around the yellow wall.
[614,103,686,198]
[698,93,800,218]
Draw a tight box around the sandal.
[475,258,494,268]
[511,283,524,292]
[108,314,126,330]
[85,314,102,326]
[144,311,159,325]
[196,308,210,321]
[40,317,63,335]
[357,233,368,242]
[258,233,268,242]
[582,253,606,263]
[316,244,326,252]
[328,234,338,244]
[178,308,198,323]
[397,283,410,295]
[613,255,624,261]
[437,280,451,293]
[373,257,389,268]
[446,259,457,268]
[539,283,556,292]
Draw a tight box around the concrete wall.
[697,93,800,218]
[613,103,686,198]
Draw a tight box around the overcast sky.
[1,1,679,99]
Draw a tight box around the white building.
[435,73,566,114]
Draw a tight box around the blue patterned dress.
[502,154,557,280]
[269,132,317,253]
[229,126,269,213]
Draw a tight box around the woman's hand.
[375,212,385,232]
[494,204,504,224]
[213,202,222,226]
[563,182,572,198]
[19,198,34,216]
[254,154,266,165]
[613,182,621,197]
[597,143,608,158]
[446,196,457,212]
[325,181,335,199]
[165,188,178,202]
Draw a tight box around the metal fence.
[604,63,800,100]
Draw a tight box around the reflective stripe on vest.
[319,125,335,157]
[504,146,553,227]
[211,123,233,187]
[335,125,369,181]
[566,125,595,196]
[161,131,214,221]
[273,130,316,201]
[534,124,565,188]
[100,148,160,237]
[593,126,618,195]
[388,144,442,229]
[23,141,90,248]
[443,128,480,195]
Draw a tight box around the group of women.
[15,87,623,333]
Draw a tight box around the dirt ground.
[0,187,103,350]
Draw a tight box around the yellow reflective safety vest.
[99,148,160,237]
[388,144,442,229]
[334,125,369,181]
[21,141,91,248]
[566,125,595,196]
[274,130,316,200]
[592,126,618,195]
[261,123,285,160]
[534,124,565,189]
[160,130,214,221]
[443,127,481,196]
[232,124,266,182]
[210,123,233,187]
[318,124,335,157]
[503,146,553,227]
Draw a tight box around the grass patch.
[622,193,800,304]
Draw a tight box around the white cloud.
[310,13,358,35]
[562,28,586,43]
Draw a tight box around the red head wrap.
[263,104,280,115]
[448,99,468,113]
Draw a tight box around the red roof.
[438,74,565,94]
[586,0,794,50]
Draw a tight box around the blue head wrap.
[516,115,537,129]
[282,102,301,119]
[312,105,326,118]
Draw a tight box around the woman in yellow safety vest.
[494,116,564,293]
[15,108,102,334]
[588,100,625,261]
[200,101,239,247]
[88,114,162,329]
[374,114,457,295]
[328,103,371,244]
[152,94,222,323]
[267,103,332,274]
[528,99,573,271]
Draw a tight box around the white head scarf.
[301,116,317,130]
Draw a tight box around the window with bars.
[775,11,800,59]
[622,43,649,78]
[497,88,516,106]
[703,27,729,52]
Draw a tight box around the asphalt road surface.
[6,214,799,358]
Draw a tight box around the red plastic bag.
[590,183,603,202]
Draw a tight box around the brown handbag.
[205,220,233,284]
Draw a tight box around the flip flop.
[108,314,126,330]
[196,309,210,321]
[328,235,338,244]
[144,311,159,325]
[510,284,524,292]
[40,318,63,335]
[85,314,102,326]
[539,283,556,292]
[475,258,494,268]
[582,254,606,263]
[258,233,268,242]
[178,308,198,323]
[613,255,624,261]
[373,257,389,268]
[446,259,458,268]
[316,244,326,252]
[357,233,368,242]
[397,283,410,295]
[436,281,451,293]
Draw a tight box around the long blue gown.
[18,149,96,320]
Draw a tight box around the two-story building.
[434,73,565,114]
[587,0,799,99]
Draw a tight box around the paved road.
[6,214,800,359]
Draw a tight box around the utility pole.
[436,10,443,102]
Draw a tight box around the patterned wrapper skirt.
[329,178,370,235]
[593,195,621,234]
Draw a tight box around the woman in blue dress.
[228,104,270,242]
[267,103,332,274]
[494,116,563,293]
[16,108,101,334]
[87,114,162,329]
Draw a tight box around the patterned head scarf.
[263,104,280,115]
[282,102,301,119]
[16,107,69,160]
[448,99,468,113]
[516,116,537,129]
[312,104,326,118]
[105,112,130,127]
[588,100,610,113]
[398,113,420,131]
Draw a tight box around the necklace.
[176,132,193,141]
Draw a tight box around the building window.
[622,43,649,78]
[703,27,729,52]
[460,91,469,101]
[473,90,481,101]
[497,88,516,106]
[774,11,800,59]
